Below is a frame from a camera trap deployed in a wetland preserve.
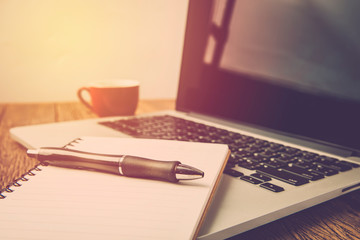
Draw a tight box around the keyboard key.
[311,164,339,176]
[251,153,271,162]
[282,164,324,181]
[233,149,252,157]
[238,158,261,170]
[294,157,315,163]
[250,173,272,182]
[225,162,236,169]
[240,176,263,184]
[342,161,359,168]
[283,146,301,156]
[256,166,309,186]
[260,182,284,192]
[274,154,296,163]
[293,159,313,169]
[268,143,284,151]
[251,139,269,148]
[316,156,338,162]
[256,150,280,158]
[224,169,244,177]
[298,151,319,161]
[314,158,352,172]
[245,156,268,163]
[263,159,287,169]
[228,153,240,164]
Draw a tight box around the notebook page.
[0,137,229,240]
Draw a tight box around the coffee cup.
[77,79,139,117]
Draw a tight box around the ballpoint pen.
[27,147,204,183]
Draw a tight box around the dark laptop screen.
[176,0,360,151]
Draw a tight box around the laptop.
[10,0,360,239]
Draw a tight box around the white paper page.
[0,138,228,240]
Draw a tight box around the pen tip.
[175,164,204,180]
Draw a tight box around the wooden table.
[1,100,360,240]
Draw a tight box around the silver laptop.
[10,1,360,239]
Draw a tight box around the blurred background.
[1,0,359,103]
[0,0,188,102]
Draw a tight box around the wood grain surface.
[1,100,359,240]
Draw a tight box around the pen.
[27,147,204,183]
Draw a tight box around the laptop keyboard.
[99,115,359,193]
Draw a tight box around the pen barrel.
[122,156,180,183]
[34,148,120,175]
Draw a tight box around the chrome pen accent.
[27,147,204,183]
[118,155,126,175]
[175,164,204,180]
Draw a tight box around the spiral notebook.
[0,137,229,240]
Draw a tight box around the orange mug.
[77,79,139,117]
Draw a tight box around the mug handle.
[77,87,93,110]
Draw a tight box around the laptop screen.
[176,0,360,151]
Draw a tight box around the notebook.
[9,1,360,239]
[0,137,229,240]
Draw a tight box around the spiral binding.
[0,164,45,199]
[0,138,84,199]
[63,137,83,148]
